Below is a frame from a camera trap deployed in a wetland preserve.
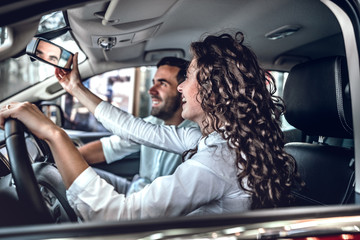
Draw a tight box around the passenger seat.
[283,56,354,206]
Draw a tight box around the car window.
[269,71,293,131]
[53,66,157,132]
[37,11,67,34]
[0,27,9,47]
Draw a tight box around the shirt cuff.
[94,101,108,119]
[100,136,116,164]
[67,167,98,199]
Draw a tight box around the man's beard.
[150,94,182,121]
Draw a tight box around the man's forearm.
[79,140,106,165]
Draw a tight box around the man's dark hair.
[157,57,189,83]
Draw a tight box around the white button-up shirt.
[66,101,251,221]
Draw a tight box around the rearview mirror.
[26,37,73,70]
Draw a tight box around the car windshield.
[37,11,67,34]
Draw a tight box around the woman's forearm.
[71,83,102,114]
[45,128,89,188]
[55,52,102,115]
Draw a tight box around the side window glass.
[57,66,156,132]
[0,27,9,47]
[269,71,293,130]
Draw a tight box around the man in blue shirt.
[79,57,197,195]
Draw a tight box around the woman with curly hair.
[0,31,300,221]
[181,32,301,209]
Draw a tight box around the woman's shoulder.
[189,138,238,178]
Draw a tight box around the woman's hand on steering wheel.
[0,102,60,144]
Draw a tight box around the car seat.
[283,56,355,206]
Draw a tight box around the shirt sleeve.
[100,135,141,164]
[66,167,127,221]
[94,101,201,155]
[66,158,230,221]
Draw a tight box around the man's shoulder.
[144,115,164,125]
[144,115,197,128]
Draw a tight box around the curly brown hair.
[183,32,302,209]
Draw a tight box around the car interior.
[0,0,360,239]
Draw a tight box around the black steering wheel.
[4,118,77,224]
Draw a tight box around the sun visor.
[98,0,178,26]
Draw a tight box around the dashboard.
[0,144,10,176]
[0,132,47,177]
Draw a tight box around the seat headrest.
[283,56,353,138]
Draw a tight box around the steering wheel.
[4,118,77,224]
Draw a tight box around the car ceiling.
[1,0,343,75]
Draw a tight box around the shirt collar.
[198,131,227,151]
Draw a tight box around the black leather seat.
[283,56,355,206]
